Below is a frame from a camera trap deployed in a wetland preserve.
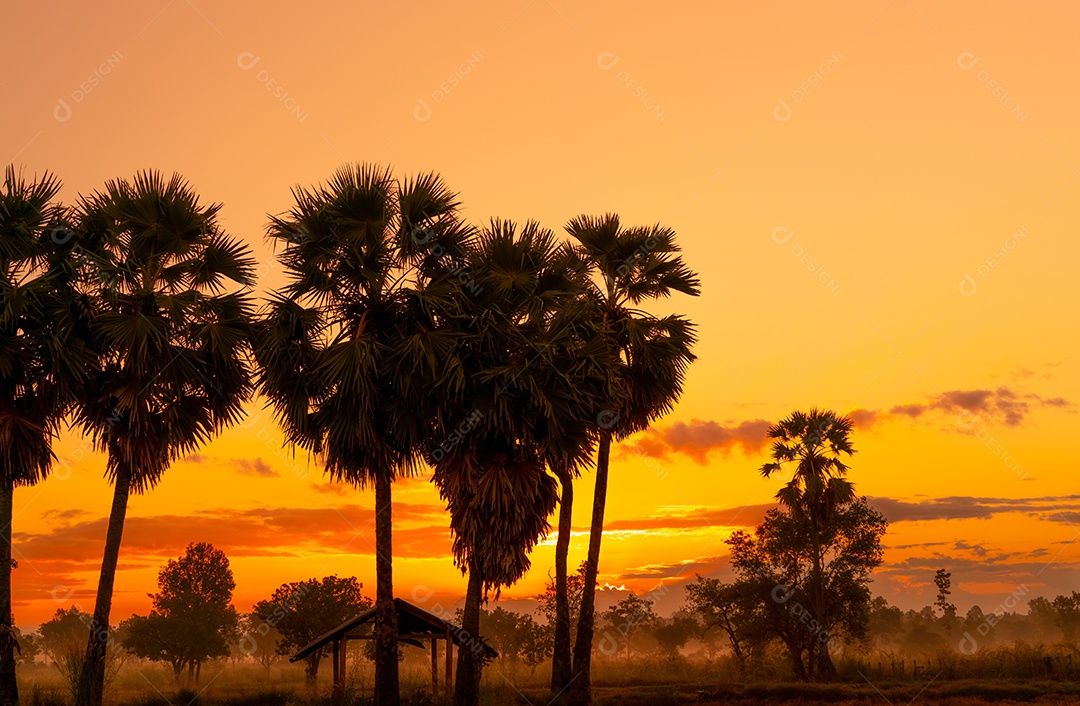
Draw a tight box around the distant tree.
[866,596,904,651]
[122,542,239,682]
[727,497,886,681]
[459,606,546,671]
[760,409,858,681]
[39,607,124,700]
[38,607,91,668]
[1027,597,1060,641]
[934,570,956,619]
[236,613,285,673]
[651,609,701,658]
[14,627,38,666]
[1052,592,1080,642]
[684,575,767,673]
[602,593,657,661]
[251,576,370,685]
[537,562,590,646]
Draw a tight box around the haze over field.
[3,1,1079,629]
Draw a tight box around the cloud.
[604,504,772,532]
[620,555,726,580]
[621,418,772,465]
[636,386,1071,464]
[12,501,452,578]
[231,458,278,478]
[597,495,1080,536]
[886,387,1070,428]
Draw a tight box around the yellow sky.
[4,1,1079,628]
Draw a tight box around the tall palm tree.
[760,408,855,680]
[0,167,93,706]
[255,164,471,706]
[73,172,256,706]
[430,221,609,706]
[565,214,699,706]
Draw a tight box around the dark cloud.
[620,386,1068,466]
[231,458,278,478]
[621,418,772,465]
[887,387,1070,427]
[599,496,1080,536]
[620,556,726,580]
[866,495,1080,523]
[604,504,772,532]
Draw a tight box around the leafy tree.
[14,627,38,666]
[459,606,545,671]
[73,172,256,706]
[865,596,904,652]
[934,569,957,638]
[121,542,239,682]
[684,574,768,673]
[430,220,610,706]
[1052,591,1080,642]
[255,164,470,706]
[760,409,857,680]
[727,497,886,681]
[0,167,93,705]
[236,613,285,673]
[650,609,701,659]
[250,575,370,685]
[565,214,699,706]
[1026,596,1060,641]
[536,561,590,647]
[601,592,657,661]
[39,607,125,701]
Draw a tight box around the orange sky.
[3,1,1079,629]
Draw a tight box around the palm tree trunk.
[0,476,18,706]
[454,559,484,706]
[75,465,131,706]
[808,516,834,681]
[373,471,400,706]
[550,466,573,700]
[569,429,612,706]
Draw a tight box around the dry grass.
[17,655,1080,706]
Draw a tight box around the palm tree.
[73,172,256,706]
[255,164,471,706]
[760,408,856,680]
[429,220,608,706]
[0,167,93,706]
[565,214,699,706]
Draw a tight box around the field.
[16,656,1080,706]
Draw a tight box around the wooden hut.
[289,597,497,703]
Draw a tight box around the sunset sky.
[4,1,1079,630]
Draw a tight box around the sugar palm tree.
[73,172,256,706]
[760,408,855,680]
[430,220,609,706]
[565,214,699,706]
[0,167,93,706]
[255,164,471,706]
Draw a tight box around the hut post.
[445,626,454,696]
[332,637,345,706]
[431,636,438,698]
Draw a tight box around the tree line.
[0,163,700,706]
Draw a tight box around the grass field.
[16,656,1080,706]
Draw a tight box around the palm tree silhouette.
[760,408,856,680]
[429,220,607,706]
[564,213,699,706]
[73,172,256,706]
[255,164,471,706]
[0,167,93,706]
